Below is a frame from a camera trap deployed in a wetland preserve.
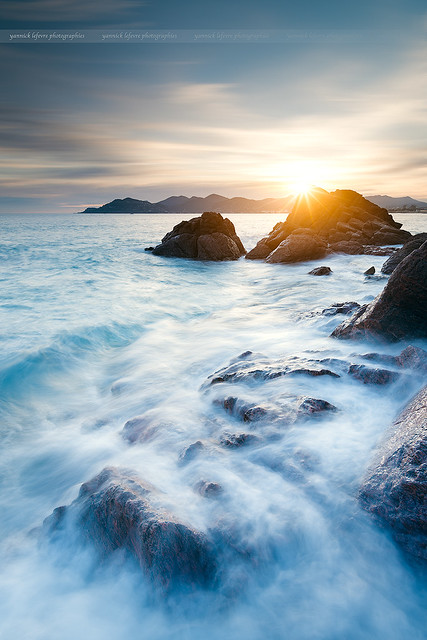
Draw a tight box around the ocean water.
[0,212,426,640]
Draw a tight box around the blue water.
[0,213,426,639]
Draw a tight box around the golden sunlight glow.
[289,180,314,197]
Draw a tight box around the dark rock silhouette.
[152,211,246,260]
[246,188,411,262]
[331,240,427,341]
[43,467,216,593]
[309,266,332,275]
[364,266,375,275]
[381,233,427,275]
[359,385,427,562]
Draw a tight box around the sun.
[290,180,314,197]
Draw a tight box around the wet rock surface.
[347,364,400,385]
[205,352,341,386]
[308,266,332,276]
[358,345,427,373]
[381,233,427,275]
[322,301,361,316]
[331,240,427,342]
[359,385,427,562]
[44,467,217,593]
[246,188,410,262]
[152,211,246,260]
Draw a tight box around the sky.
[0,0,426,212]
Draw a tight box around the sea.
[0,212,426,640]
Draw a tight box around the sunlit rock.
[152,211,246,260]
[246,188,411,261]
[359,385,427,562]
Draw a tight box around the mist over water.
[0,213,426,639]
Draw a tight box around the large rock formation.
[152,211,246,260]
[43,467,216,593]
[331,240,427,342]
[381,233,427,275]
[246,188,411,262]
[359,385,427,562]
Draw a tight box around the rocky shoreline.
[42,195,427,595]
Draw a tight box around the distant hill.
[366,195,427,211]
[79,193,294,214]
[79,192,427,214]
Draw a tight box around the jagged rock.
[364,266,375,275]
[381,233,427,275]
[363,246,398,256]
[348,364,400,385]
[246,189,410,261]
[322,301,361,316]
[359,385,427,562]
[308,266,332,275]
[214,396,269,422]
[43,467,217,592]
[371,227,412,246]
[152,211,246,260]
[265,233,327,263]
[331,241,427,342]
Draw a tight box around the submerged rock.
[152,211,246,260]
[364,266,375,276]
[358,345,427,373]
[219,432,259,448]
[331,240,427,341]
[205,352,340,386]
[322,301,361,316]
[359,385,427,562]
[194,480,223,498]
[43,467,216,592]
[179,440,205,465]
[348,364,400,385]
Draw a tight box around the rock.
[121,416,156,444]
[43,467,216,592]
[144,246,154,251]
[194,480,223,498]
[328,240,364,254]
[308,266,332,275]
[219,432,259,448]
[364,266,375,275]
[179,441,205,465]
[359,385,427,562]
[265,233,327,263]
[152,211,246,260]
[348,364,400,385]
[331,241,427,342]
[296,397,337,415]
[246,189,410,260]
[381,233,427,275]
[371,227,412,246]
[322,301,361,316]
[363,246,398,256]
[205,352,340,386]
[359,345,427,373]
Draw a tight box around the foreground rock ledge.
[246,188,411,262]
[152,211,246,260]
[331,240,427,342]
[43,467,217,593]
[359,385,427,562]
